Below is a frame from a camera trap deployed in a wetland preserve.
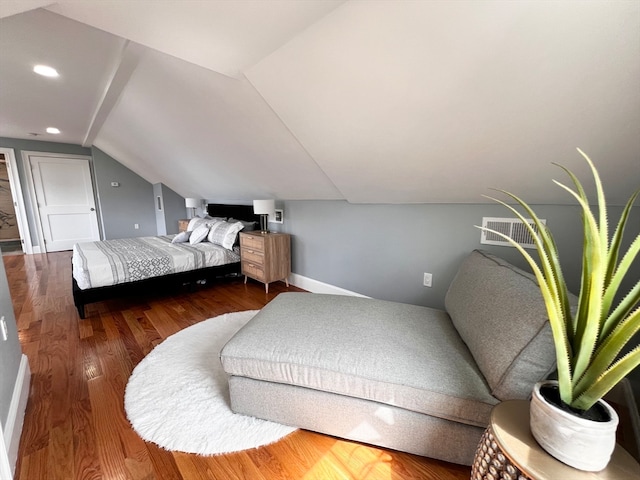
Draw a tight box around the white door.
[30,155,100,252]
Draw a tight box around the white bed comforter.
[72,235,240,290]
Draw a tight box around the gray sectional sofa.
[220,249,562,465]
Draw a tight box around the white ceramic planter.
[530,381,619,472]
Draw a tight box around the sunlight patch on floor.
[301,409,401,479]
[302,440,393,480]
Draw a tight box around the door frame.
[0,147,32,255]
[21,151,97,253]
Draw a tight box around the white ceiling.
[0,1,638,205]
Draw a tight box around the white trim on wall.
[0,424,11,480]
[288,273,370,298]
[2,354,30,479]
[0,147,32,254]
[22,150,47,253]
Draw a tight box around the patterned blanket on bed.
[72,235,240,290]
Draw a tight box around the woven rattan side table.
[471,400,640,480]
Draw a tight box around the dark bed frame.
[72,203,259,319]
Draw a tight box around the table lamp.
[253,199,275,233]
[185,198,200,219]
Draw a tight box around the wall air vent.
[480,217,546,249]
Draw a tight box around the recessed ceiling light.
[33,65,59,77]
[46,127,60,134]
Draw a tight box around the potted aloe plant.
[480,148,639,472]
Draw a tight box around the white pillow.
[189,224,210,245]
[187,217,208,232]
[207,221,244,250]
[172,231,191,243]
[206,219,224,243]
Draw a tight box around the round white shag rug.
[124,310,297,455]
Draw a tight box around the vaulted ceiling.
[1,1,638,205]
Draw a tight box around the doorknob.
[90,208,95,211]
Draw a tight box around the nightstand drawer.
[242,262,265,281]
[241,249,264,266]
[240,234,264,251]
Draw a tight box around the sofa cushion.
[221,292,498,428]
[445,249,558,400]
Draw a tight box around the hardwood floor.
[5,251,472,480]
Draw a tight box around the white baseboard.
[3,354,31,478]
[289,273,370,298]
[0,429,11,480]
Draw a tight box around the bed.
[72,203,259,319]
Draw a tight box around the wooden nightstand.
[239,231,291,293]
[471,400,640,479]
[178,219,190,232]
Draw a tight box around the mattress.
[72,235,240,290]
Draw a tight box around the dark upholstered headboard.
[207,203,260,223]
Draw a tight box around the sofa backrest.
[445,249,565,400]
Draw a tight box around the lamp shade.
[185,198,200,208]
[253,199,275,215]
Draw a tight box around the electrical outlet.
[423,272,433,287]
[1,316,7,341]
[134,223,139,229]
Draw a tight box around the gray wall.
[92,147,156,239]
[0,137,91,247]
[0,246,22,429]
[153,183,187,235]
[283,200,640,394]
[161,184,187,235]
[283,200,640,310]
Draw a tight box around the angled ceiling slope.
[0,0,52,19]
[0,9,126,144]
[46,0,345,78]
[94,47,343,202]
[246,0,640,204]
[0,3,344,202]
[1,1,638,205]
